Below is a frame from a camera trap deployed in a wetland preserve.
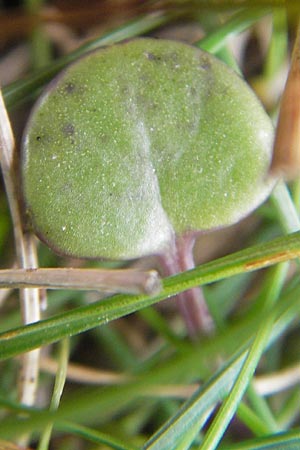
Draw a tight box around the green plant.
[22,37,275,335]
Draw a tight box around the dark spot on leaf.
[64,82,76,94]
[36,136,41,141]
[61,182,74,193]
[144,52,161,62]
[199,57,212,71]
[62,123,75,136]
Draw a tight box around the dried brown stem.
[269,18,300,179]
[0,267,162,295]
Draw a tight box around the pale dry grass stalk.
[253,363,300,396]
[40,355,129,385]
[0,267,162,295]
[41,356,300,399]
[0,90,41,411]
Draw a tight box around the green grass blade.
[37,338,69,450]
[277,391,300,428]
[200,263,288,450]
[3,7,271,110]
[94,325,138,371]
[143,349,247,450]
[0,347,247,444]
[198,8,271,53]
[57,422,138,450]
[221,428,300,449]
[264,8,288,78]
[2,12,171,109]
[237,402,272,437]
[0,275,300,441]
[144,263,291,450]
[246,383,279,434]
[1,232,300,360]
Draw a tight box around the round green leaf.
[22,38,275,260]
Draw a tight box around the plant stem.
[0,267,161,295]
[159,234,214,337]
[37,338,69,450]
[0,91,41,417]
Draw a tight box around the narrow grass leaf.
[197,8,271,53]
[200,263,288,450]
[221,428,300,450]
[57,422,138,450]
[237,402,272,437]
[2,12,171,109]
[143,349,248,450]
[37,338,70,450]
[1,232,300,360]
[0,276,300,440]
[3,7,271,109]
